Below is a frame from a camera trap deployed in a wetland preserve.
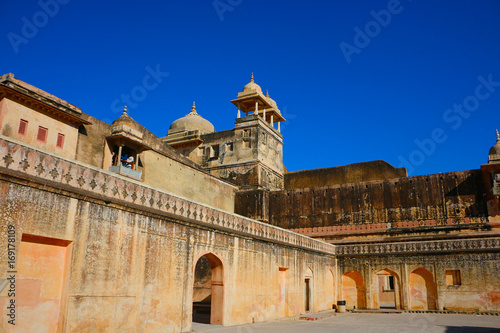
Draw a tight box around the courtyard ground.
[192,312,500,333]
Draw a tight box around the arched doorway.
[372,269,401,309]
[192,253,224,325]
[409,268,437,310]
[342,270,365,310]
[304,267,313,312]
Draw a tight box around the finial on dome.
[123,105,127,115]
[266,90,269,97]
[190,101,197,114]
[496,129,499,141]
[250,73,254,82]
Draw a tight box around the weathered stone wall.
[75,113,111,169]
[0,136,336,332]
[235,189,269,222]
[200,115,284,190]
[141,149,237,213]
[285,160,407,189]
[267,170,488,233]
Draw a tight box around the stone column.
[278,121,281,133]
[237,102,241,118]
[255,101,258,115]
[117,145,123,168]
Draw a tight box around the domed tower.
[198,74,285,191]
[481,129,500,221]
[162,102,215,158]
[162,75,285,196]
[231,73,285,132]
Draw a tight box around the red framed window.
[37,126,48,143]
[56,133,65,148]
[18,119,28,135]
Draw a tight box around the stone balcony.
[109,164,142,180]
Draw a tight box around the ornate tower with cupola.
[163,74,286,191]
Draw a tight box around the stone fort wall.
[0,136,336,332]
[240,170,490,241]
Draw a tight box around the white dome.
[167,102,214,135]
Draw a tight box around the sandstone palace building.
[0,72,499,332]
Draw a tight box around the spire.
[266,90,269,97]
[122,105,128,115]
[497,129,499,141]
[250,73,254,82]
[190,101,197,114]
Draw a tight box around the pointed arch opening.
[409,268,437,310]
[342,270,366,310]
[372,268,401,309]
[192,253,224,325]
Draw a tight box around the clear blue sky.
[2,0,500,176]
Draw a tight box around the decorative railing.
[336,237,500,257]
[0,135,335,255]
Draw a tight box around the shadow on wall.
[445,172,488,217]
[445,327,500,332]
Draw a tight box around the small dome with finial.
[111,105,141,131]
[242,73,263,94]
[265,89,278,108]
[489,129,500,158]
[167,102,215,135]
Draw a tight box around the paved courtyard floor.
[192,313,500,333]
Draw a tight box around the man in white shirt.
[126,155,134,169]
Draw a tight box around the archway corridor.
[192,253,224,325]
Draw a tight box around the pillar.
[237,102,241,118]
[255,100,258,115]
[278,121,281,133]
[117,145,123,168]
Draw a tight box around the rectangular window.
[37,126,48,143]
[226,142,233,152]
[243,129,251,138]
[212,145,219,158]
[243,140,251,149]
[18,119,28,136]
[56,133,65,148]
[446,270,461,286]
[384,276,395,291]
